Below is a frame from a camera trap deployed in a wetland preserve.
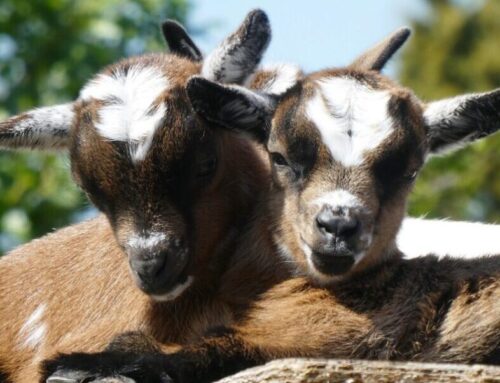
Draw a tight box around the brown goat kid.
[43,28,500,383]
[0,12,292,383]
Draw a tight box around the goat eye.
[270,152,289,167]
[197,156,217,178]
[404,170,418,183]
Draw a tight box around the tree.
[0,0,191,253]
[400,0,500,222]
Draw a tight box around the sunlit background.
[0,0,498,254]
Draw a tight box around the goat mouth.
[311,252,355,276]
[148,260,193,300]
[129,252,194,300]
[301,238,356,276]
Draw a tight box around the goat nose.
[316,208,360,239]
[132,256,168,282]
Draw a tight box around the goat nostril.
[153,256,168,278]
[134,256,168,282]
[338,217,360,238]
[316,210,360,239]
[316,209,340,234]
[316,209,332,232]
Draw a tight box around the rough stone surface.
[215,358,500,383]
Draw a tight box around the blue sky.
[190,0,429,78]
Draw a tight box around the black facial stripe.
[274,85,318,180]
[288,136,318,181]
[279,92,299,133]
[373,138,412,203]
[373,96,422,203]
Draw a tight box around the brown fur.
[233,255,500,363]
[0,12,286,382]
[6,28,500,382]
[0,53,284,382]
[69,200,499,382]
[45,52,499,382]
[0,137,280,383]
[261,69,428,283]
[40,211,500,382]
[227,70,498,368]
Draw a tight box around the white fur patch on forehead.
[80,65,169,162]
[306,77,393,167]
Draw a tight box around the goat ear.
[0,103,74,150]
[349,27,411,71]
[425,89,500,155]
[187,76,273,143]
[202,9,271,84]
[161,20,203,61]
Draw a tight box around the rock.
[215,358,500,383]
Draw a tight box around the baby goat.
[44,27,500,383]
[0,11,283,383]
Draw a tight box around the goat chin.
[150,276,194,302]
[398,217,500,260]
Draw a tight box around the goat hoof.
[47,370,136,383]
[46,369,92,383]
[92,376,136,383]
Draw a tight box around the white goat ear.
[161,20,203,61]
[187,76,273,142]
[425,89,500,155]
[0,103,74,150]
[202,9,271,84]
[350,27,411,71]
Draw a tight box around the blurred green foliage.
[401,0,500,222]
[0,0,191,253]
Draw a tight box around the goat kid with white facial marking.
[43,28,500,383]
[191,28,500,283]
[0,11,288,383]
